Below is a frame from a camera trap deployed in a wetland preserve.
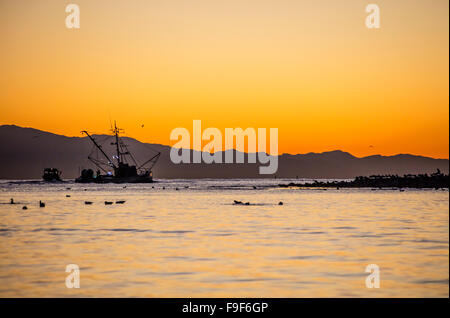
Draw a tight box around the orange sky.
[0,0,448,158]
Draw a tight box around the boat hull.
[75,175,154,183]
[43,176,62,182]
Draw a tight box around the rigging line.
[123,143,138,167]
[137,152,161,171]
[87,156,109,173]
[82,131,117,169]
[137,142,161,160]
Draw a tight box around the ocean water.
[0,179,448,297]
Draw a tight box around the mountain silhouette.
[0,125,448,179]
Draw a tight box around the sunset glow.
[0,0,448,158]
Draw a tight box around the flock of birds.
[8,197,127,210]
[8,185,129,209]
[233,200,283,206]
[7,185,284,209]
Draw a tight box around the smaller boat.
[42,168,62,182]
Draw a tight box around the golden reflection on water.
[0,180,448,297]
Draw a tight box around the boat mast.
[113,121,122,165]
[81,131,117,169]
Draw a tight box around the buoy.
[278,201,283,205]
[39,200,45,208]
[22,206,27,210]
[162,187,165,190]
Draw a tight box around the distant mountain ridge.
[0,125,448,179]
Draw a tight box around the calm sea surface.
[0,179,448,297]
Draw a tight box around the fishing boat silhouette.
[76,122,160,183]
